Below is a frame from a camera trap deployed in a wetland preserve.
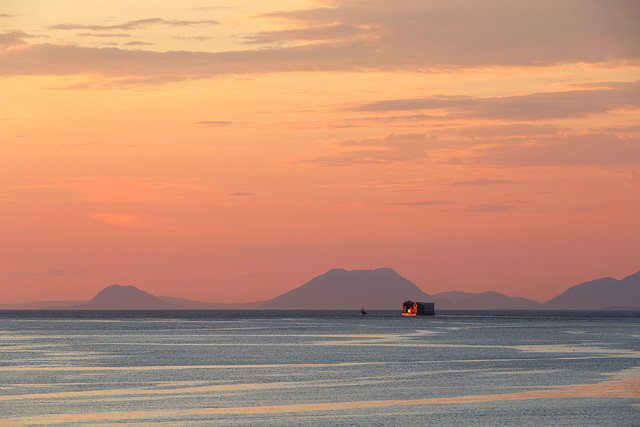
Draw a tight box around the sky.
[1,0,639,304]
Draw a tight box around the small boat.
[359,306,367,315]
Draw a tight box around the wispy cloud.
[293,148,426,166]
[453,124,563,138]
[77,32,131,38]
[243,23,379,45]
[42,75,192,90]
[92,213,149,228]
[173,35,212,41]
[195,121,233,126]
[294,132,435,166]
[448,179,520,187]
[48,18,219,31]
[466,204,510,212]
[336,132,435,147]
[327,114,439,129]
[350,82,640,121]
[294,122,640,169]
[465,134,640,167]
[125,41,155,47]
[384,200,454,206]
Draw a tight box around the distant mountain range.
[1,268,639,310]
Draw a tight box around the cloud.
[350,81,640,121]
[466,204,510,212]
[465,133,640,167]
[283,114,442,131]
[384,200,454,206]
[91,212,217,234]
[77,32,132,38]
[592,124,640,135]
[294,148,426,166]
[243,24,378,45]
[195,120,233,126]
[448,179,519,186]
[42,75,191,90]
[0,30,38,47]
[337,132,435,147]
[173,35,212,41]
[253,0,640,66]
[294,132,435,166]
[0,43,355,77]
[329,114,439,128]
[229,192,252,196]
[453,124,563,138]
[1,1,638,83]
[48,18,219,31]
[125,41,155,47]
[294,122,640,168]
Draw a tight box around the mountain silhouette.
[542,270,640,309]
[66,284,183,310]
[259,268,444,309]
[2,269,639,310]
[433,291,542,310]
[157,296,261,309]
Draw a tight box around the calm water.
[0,310,638,426]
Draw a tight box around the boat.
[359,306,367,315]
[402,300,435,316]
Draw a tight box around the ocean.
[0,310,638,426]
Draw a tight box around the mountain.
[259,267,448,309]
[433,291,542,310]
[430,291,477,307]
[157,296,261,310]
[65,284,183,310]
[542,271,640,309]
[2,269,639,311]
[258,268,544,310]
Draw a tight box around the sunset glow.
[1,1,639,303]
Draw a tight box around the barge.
[402,300,435,316]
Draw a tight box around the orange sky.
[1,1,639,304]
